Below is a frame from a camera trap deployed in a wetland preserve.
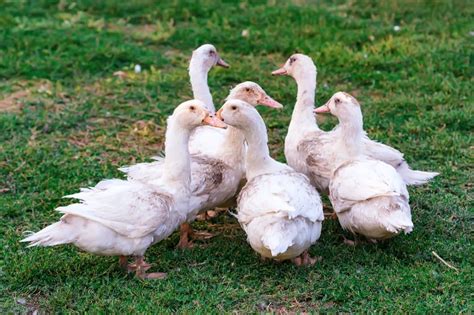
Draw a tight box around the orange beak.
[271,65,287,76]
[216,56,230,68]
[203,113,227,129]
[258,95,283,109]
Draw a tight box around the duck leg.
[323,204,337,219]
[196,207,226,221]
[176,223,215,249]
[196,210,217,221]
[128,256,167,280]
[191,230,215,240]
[367,238,378,244]
[343,235,361,246]
[291,251,321,266]
[177,222,194,249]
[119,255,128,270]
[323,212,338,220]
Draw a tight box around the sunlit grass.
[1,0,472,312]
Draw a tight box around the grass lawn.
[1,0,472,312]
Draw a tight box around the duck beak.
[272,66,287,76]
[216,108,223,121]
[258,95,283,109]
[203,113,227,129]
[314,103,330,114]
[216,56,230,68]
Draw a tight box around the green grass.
[1,0,473,312]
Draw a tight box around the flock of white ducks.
[22,44,438,279]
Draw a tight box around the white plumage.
[121,49,282,248]
[21,100,223,278]
[316,92,414,241]
[23,180,174,256]
[238,171,323,260]
[330,159,413,239]
[273,54,438,193]
[218,100,323,264]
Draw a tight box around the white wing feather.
[59,180,171,238]
[330,159,408,212]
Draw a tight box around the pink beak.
[314,104,330,114]
[216,56,230,68]
[203,114,227,129]
[258,95,283,109]
[271,66,287,76]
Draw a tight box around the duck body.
[285,127,333,193]
[123,152,243,223]
[274,54,438,193]
[362,137,438,185]
[122,81,281,225]
[286,122,438,193]
[315,92,414,241]
[188,126,229,157]
[238,170,323,260]
[218,100,323,263]
[330,159,413,240]
[285,125,400,193]
[25,178,184,256]
[21,100,221,278]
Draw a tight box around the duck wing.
[60,179,172,238]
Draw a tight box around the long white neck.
[161,118,192,190]
[241,116,290,180]
[336,110,364,158]
[189,59,214,113]
[215,126,246,167]
[288,69,319,135]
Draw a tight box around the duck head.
[226,81,283,109]
[173,99,227,130]
[216,99,263,131]
[314,92,362,124]
[272,53,317,81]
[191,44,229,71]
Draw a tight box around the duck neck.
[189,59,215,113]
[337,111,364,157]
[288,70,319,135]
[241,117,287,180]
[216,126,246,166]
[161,119,192,190]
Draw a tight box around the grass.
[1,0,472,312]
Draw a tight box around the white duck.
[121,82,283,248]
[272,54,438,193]
[315,92,413,241]
[217,99,324,265]
[21,100,225,279]
[187,44,230,157]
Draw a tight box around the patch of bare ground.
[106,21,175,42]
[0,90,30,112]
[67,119,165,165]
[14,293,44,315]
[0,80,69,113]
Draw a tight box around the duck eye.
[290,57,296,64]
[334,98,340,104]
[209,50,215,56]
[189,106,195,111]
[245,88,250,92]
[231,106,237,110]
